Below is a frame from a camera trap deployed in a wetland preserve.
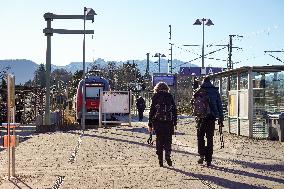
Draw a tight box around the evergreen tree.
[69,70,83,98]
[0,66,10,80]
[23,79,33,87]
[1,78,7,101]
[34,64,46,89]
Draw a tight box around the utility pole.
[145,53,150,76]
[228,34,243,69]
[44,16,52,126]
[169,44,173,73]
[216,34,242,70]
[168,25,173,73]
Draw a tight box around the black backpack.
[191,88,211,118]
[154,99,173,122]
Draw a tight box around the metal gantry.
[43,9,95,126]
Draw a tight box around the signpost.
[152,73,178,106]
[180,67,223,76]
[1,74,20,179]
[152,73,176,86]
[99,91,132,128]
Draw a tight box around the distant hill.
[0,59,195,84]
[0,59,39,85]
[68,58,195,75]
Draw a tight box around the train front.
[76,75,110,123]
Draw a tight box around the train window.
[86,87,103,98]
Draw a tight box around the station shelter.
[209,65,284,139]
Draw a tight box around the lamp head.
[84,7,97,22]
[86,8,97,16]
[205,19,214,26]
[193,19,202,25]
[161,54,166,57]
[154,53,159,57]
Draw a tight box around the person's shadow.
[165,166,273,189]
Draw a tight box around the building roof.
[211,65,284,77]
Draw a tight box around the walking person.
[136,96,146,121]
[148,82,177,167]
[192,76,224,166]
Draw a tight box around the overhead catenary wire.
[172,46,227,69]
[265,53,284,63]
[173,43,228,68]
[232,54,265,65]
[233,25,281,65]
[170,25,280,71]
[173,43,200,57]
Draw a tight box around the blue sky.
[0,0,283,69]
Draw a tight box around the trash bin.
[267,113,284,142]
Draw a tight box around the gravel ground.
[0,115,283,189]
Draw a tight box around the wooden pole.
[7,74,11,179]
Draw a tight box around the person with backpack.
[191,76,224,166]
[136,96,146,121]
[148,82,177,167]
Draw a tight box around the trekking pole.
[219,121,225,149]
[147,132,155,145]
[147,132,152,145]
[174,124,177,136]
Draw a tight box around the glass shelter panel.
[221,76,229,132]
[239,72,249,136]
[210,67,284,139]
[252,71,284,138]
[239,72,248,90]
[239,90,248,118]
[212,76,221,88]
[230,75,238,90]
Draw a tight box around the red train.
[76,75,110,123]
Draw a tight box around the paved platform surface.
[0,115,283,188]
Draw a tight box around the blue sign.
[180,67,223,76]
[152,75,175,86]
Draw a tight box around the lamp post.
[154,53,166,73]
[82,7,96,130]
[193,18,214,74]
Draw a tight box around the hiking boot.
[159,160,163,167]
[197,156,204,164]
[158,154,163,167]
[165,157,172,166]
[206,161,211,167]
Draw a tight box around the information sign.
[152,75,175,86]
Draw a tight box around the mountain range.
[0,59,195,84]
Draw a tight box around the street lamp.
[154,53,166,73]
[82,7,97,130]
[193,18,214,74]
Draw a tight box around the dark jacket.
[148,91,177,135]
[136,97,146,111]
[199,81,224,121]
